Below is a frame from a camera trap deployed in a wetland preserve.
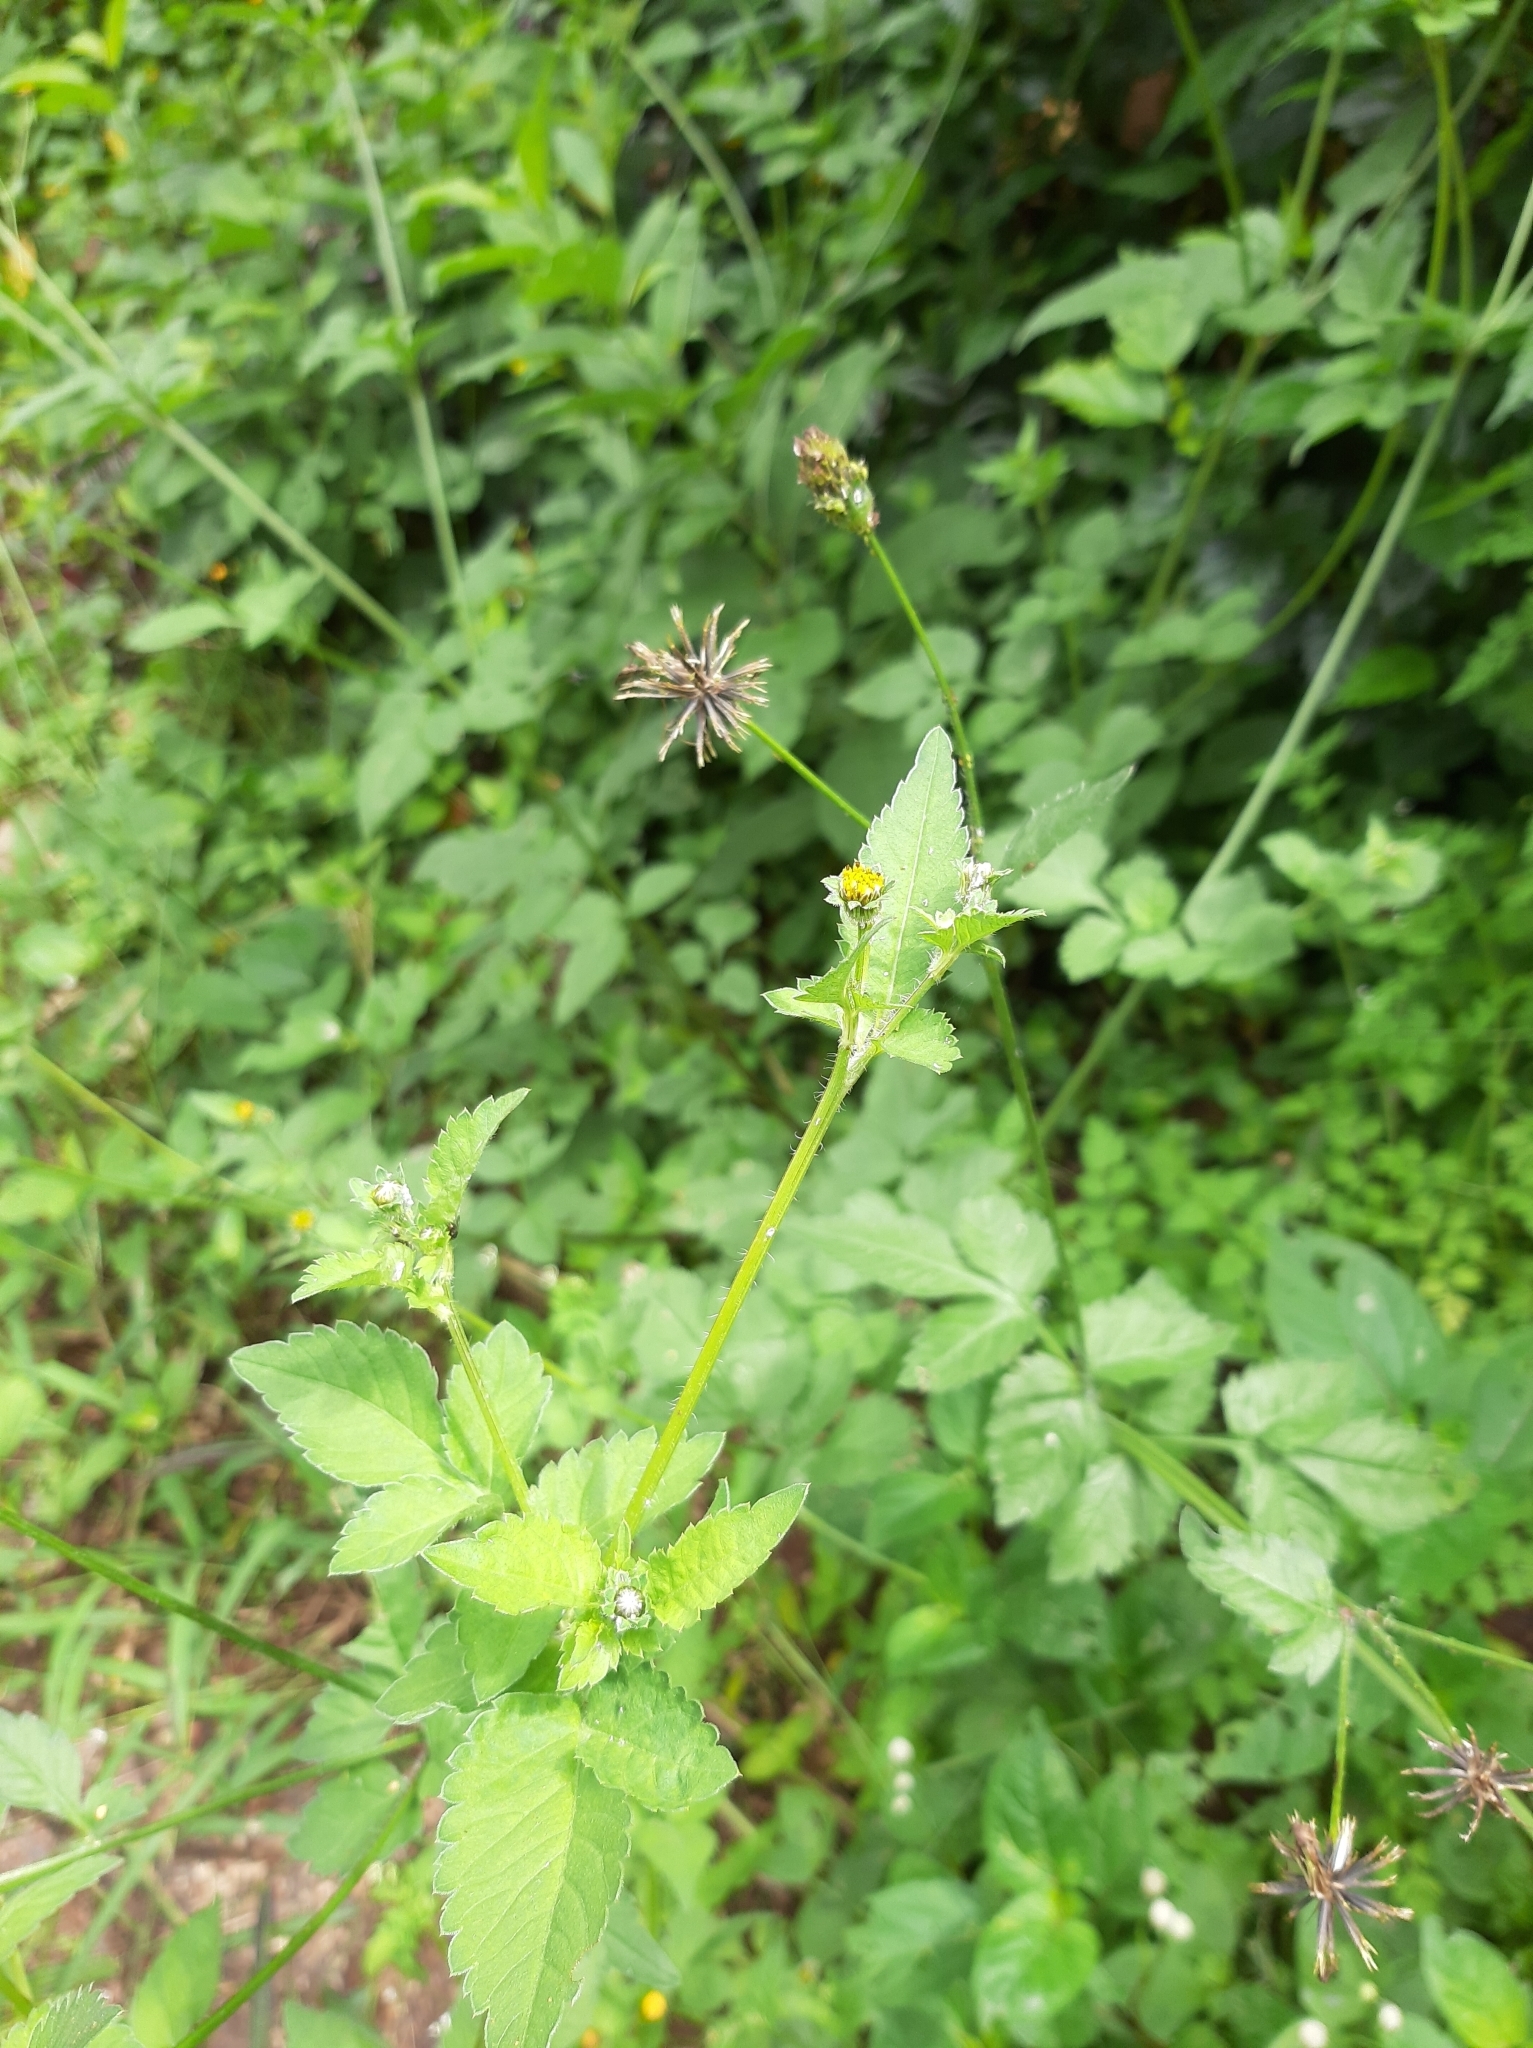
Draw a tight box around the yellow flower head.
[825,862,886,917]
[639,1992,668,2023]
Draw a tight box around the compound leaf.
[1084,1271,1231,1387]
[1180,1511,1343,1682]
[231,1323,446,1488]
[645,1485,807,1631]
[436,1697,628,2048]
[430,1515,603,1616]
[577,1662,737,1811]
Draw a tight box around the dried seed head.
[615,604,771,767]
[793,425,879,536]
[1252,1815,1412,1979]
[1404,1728,1533,1840]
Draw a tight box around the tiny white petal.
[1298,2020,1330,2048]
[1378,2007,1404,2035]
[1140,1866,1168,1898]
[886,1736,915,1765]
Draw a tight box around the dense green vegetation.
[6,0,1533,2043]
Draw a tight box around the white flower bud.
[1298,2020,1329,2048]
[1148,1897,1178,1932]
[890,1792,913,1816]
[886,1736,915,1766]
[893,1770,915,1793]
[1140,1866,1168,1898]
[1167,1910,1195,1942]
[1378,2007,1404,2035]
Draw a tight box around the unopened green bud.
[793,426,879,537]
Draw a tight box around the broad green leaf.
[457,1601,561,1702]
[1288,1417,1464,1533]
[1060,912,1127,981]
[985,1355,1104,1525]
[602,1889,681,1991]
[436,1697,629,2048]
[529,1427,721,1540]
[1335,1242,1447,1398]
[1084,1270,1231,1386]
[122,601,233,652]
[291,1763,411,1876]
[445,1323,550,1490]
[1047,1454,1140,1581]
[425,1093,528,1230]
[847,1879,979,2002]
[333,1473,484,1575]
[982,1718,1084,1871]
[953,1194,1057,1298]
[1019,831,1112,920]
[128,1903,221,2048]
[375,1615,477,1721]
[430,1515,603,1616]
[859,728,967,1010]
[577,1663,737,1810]
[828,1191,1001,1301]
[880,1004,960,1070]
[2,1991,136,2048]
[972,1892,1099,2032]
[231,1323,446,1487]
[0,1856,119,1959]
[283,2004,390,2048]
[1221,1358,1380,1450]
[999,771,1135,880]
[1026,356,1167,427]
[645,1486,807,1631]
[558,1618,620,1692]
[1423,1918,1531,2048]
[1179,1511,1343,1682]
[900,1298,1036,1395]
[0,1710,87,1823]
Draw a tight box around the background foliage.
[5,0,1533,2041]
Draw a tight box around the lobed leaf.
[577,1662,738,1811]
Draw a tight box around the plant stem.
[1331,1622,1354,1834]
[1163,0,1247,272]
[1286,0,1354,251]
[1105,1416,1247,1530]
[0,234,445,679]
[0,1740,418,1896]
[171,1770,417,2048]
[1264,424,1402,639]
[0,1502,377,1699]
[1380,1615,1533,1677]
[1038,983,1147,1141]
[621,43,777,326]
[441,1302,532,1512]
[1353,1622,1454,1739]
[1188,366,1464,910]
[0,522,63,689]
[801,1505,928,1586]
[329,52,474,650]
[1140,335,1263,623]
[0,1966,30,2018]
[866,534,981,829]
[745,718,869,825]
[623,1044,854,1533]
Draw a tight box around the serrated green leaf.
[0,1711,87,1823]
[827,1191,1002,1301]
[577,1662,737,1810]
[1423,1917,1532,2048]
[602,1889,681,1991]
[881,1004,961,1071]
[333,1473,484,1574]
[900,1299,1036,1394]
[645,1485,806,1630]
[985,1355,1105,1525]
[291,1763,412,1877]
[999,771,1136,881]
[128,1903,221,2048]
[1288,1416,1465,1533]
[445,1323,550,1490]
[424,1093,528,1230]
[1180,1510,1343,1681]
[231,1322,447,1487]
[860,728,968,1010]
[952,1194,1057,1298]
[558,1618,621,1692]
[375,1615,477,1721]
[430,1515,603,1616]
[437,1698,629,2048]
[457,1600,561,1702]
[528,1428,723,1541]
[972,1893,1099,2032]
[291,1249,390,1304]
[1047,1454,1141,1581]
[3,1990,136,2048]
[1084,1270,1232,1387]
[0,1855,119,1959]
[1221,1358,1381,1450]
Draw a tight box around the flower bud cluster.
[887,1734,916,1817]
[1141,1867,1194,1942]
[794,427,879,537]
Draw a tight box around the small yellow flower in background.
[288,1208,315,1231]
[2,234,36,301]
[208,561,230,583]
[579,2032,601,2048]
[638,1990,667,2023]
[103,127,130,163]
[232,1098,257,1123]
